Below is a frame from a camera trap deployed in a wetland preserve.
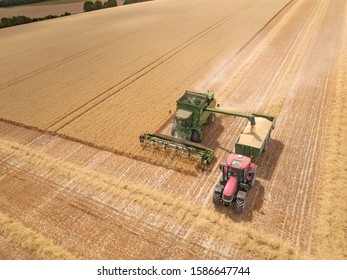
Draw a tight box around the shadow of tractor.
[213,179,265,222]
[254,138,284,181]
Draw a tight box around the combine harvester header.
[139,132,214,168]
[140,91,275,170]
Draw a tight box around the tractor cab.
[220,153,251,183]
[213,153,257,211]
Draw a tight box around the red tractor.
[213,153,257,212]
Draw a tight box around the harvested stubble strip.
[0,211,76,260]
[0,138,310,259]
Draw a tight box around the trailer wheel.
[263,136,270,152]
[235,198,246,213]
[207,113,216,124]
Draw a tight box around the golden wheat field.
[0,0,346,260]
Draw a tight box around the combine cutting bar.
[139,133,214,168]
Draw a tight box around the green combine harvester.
[139,91,275,169]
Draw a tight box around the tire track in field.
[218,0,316,113]
[274,0,326,245]
[300,0,345,257]
[209,0,320,221]
[0,31,138,92]
[202,0,319,201]
[46,0,263,132]
[205,0,304,102]
[247,0,324,249]
[250,0,346,253]
[295,1,341,250]
[217,0,330,252]
[258,0,322,187]
[185,0,336,253]
[312,0,347,259]
[276,0,342,251]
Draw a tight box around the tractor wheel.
[251,172,257,188]
[235,198,246,213]
[207,113,216,125]
[241,184,249,192]
[213,190,222,205]
[191,130,200,143]
[219,175,224,185]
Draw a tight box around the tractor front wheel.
[235,198,246,213]
[213,190,222,205]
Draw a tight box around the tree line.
[0,0,152,8]
[0,0,45,7]
[83,0,152,12]
[83,0,117,12]
[0,13,71,29]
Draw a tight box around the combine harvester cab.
[171,91,217,142]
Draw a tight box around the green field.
[29,0,84,5]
